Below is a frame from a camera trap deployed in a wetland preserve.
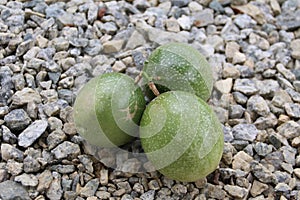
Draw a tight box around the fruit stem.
[148,81,160,96]
[135,71,160,97]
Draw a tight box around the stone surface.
[18,120,48,148]
[0,180,30,200]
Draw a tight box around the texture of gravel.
[0,0,300,199]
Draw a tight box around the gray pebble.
[232,124,259,141]
[254,142,273,157]
[233,78,258,96]
[1,125,17,144]
[18,120,48,148]
[1,143,23,161]
[229,104,245,119]
[80,178,100,197]
[46,172,63,200]
[4,109,31,131]
[284,103,300,118]
[14,173,38,187]
[247,95,270,117]
[140,190,155,200]
[0,180,30,200]
[51,141,81,159]
[23,155,41,173]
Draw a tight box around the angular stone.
[80,178,99,197]
[193,9,214,27]
[51,141,81,159]
[250,180,269,197]
[103,40,124,54]
[247,95,270,117]
[136,20,188,45]
[284,103,300,118]
[232,124,259,141]
[253,142,273,156]
[18,120,48,148]
[4,109,31,131]
[0,180,30,200]
[232,151,253,172]
[233,79,258,96]
[215,78,233,94]
[277,120,300,139]
[224,185,248,199]
[15,173,38,187]
[1,143,23,161]
[37,170,53,192]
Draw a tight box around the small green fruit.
[140,91,223,182]
[143,42,213,101]
[73,73,146,147]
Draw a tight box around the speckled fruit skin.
[73,73,146,147]
[140,91,224,182]
[143,43,213,101]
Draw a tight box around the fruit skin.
[73,73,146,147]
[142,42,213,101]
[140,91,224,182]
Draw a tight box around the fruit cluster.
[73,43,224,182]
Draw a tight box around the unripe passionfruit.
[73,73,146,147]
[140,91,223,182]
[142,43,213,101]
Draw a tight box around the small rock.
[256,79,280,98]
[247,95,270,117]
[232,52,246,64]
[225,41,240,59]
[51,141,81,159]
[1,143,23,161]
[4,109,31,131]
[250,180,269,197]
[276,63,296,82]
[23,155,41,173]
[2,125,17,144]
[46,172,63,200]
[232,151,253,172]
[275,182,291,192]
[281,146,296,165]
[15,173,38,187]
[254,142,273,156]
[233,91,248,105]
[177,15,192,30]
[232,124,259,141]
[234,14,256,29]
[277,120,300,139]
[125,30,146,50]
[18,120,48,148]
[0,180,30,200]
[292,136,300,147]
[80,178,100,198]
[37,170,53,192]
[166,17,180,32]
[224,185,248,199]
[229,104,245,119]
[291,39,300,59]
[96,191,111,199]
[100,169,108,185]
[284,103,300,118]
[140,190,155,200]
[193,9,214,27]
[251,161,277,184]
[215,78,233,94]
[6,159,23,176]
[233,78,258,96]
[112,61,127,72]
[121,158,141,173]
[103,40,124,54]
[272,89,293,108]
[269,0,281,15]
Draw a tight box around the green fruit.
[73,73,146,147]
[140,91,223,182]
[142,42,213,101]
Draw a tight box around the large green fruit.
[140,91,223,182]
[73,73,146,147]
[142,43,213,101]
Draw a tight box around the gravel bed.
[0,0,300,199]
